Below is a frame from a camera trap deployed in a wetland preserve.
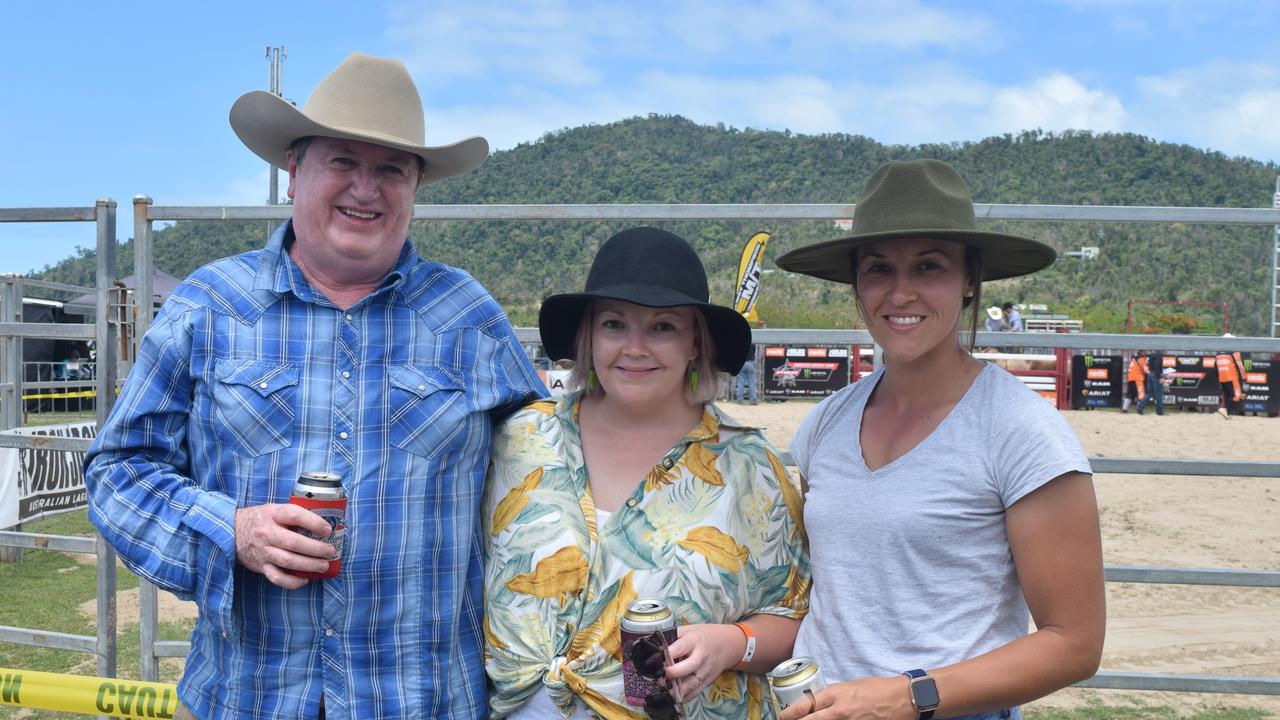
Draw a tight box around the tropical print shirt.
[483,392,810,719]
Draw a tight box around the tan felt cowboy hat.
[776,159,1057,283]
[229,52,488,187]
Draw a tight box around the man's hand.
[234,503,336,589]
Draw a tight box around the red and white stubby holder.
[288,471,346,579]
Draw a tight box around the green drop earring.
[588,369,598,391]
[689,367,699,395]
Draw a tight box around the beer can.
[768,657,827,710]
[288,471,345,579]
[620,599,678,707]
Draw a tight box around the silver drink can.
[288,471,346,579]
[620,599,678,707]
[768,657,827,710]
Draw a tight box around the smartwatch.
[902,668,940,720]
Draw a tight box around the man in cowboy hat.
[85,53,544,720]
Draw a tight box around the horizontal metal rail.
[0,207,99,223]
[145,202,1280,225]
[0,434,94,452]
[1090,458,1280,477]
[14,278,95,295]
[1105,565,1280,587]
[0,322,95,340]
[0,531,96,554]
[1078,671,1280,695]
[513,327,1280,354]
[0,626,97,654]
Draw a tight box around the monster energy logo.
[1244,359,1253,371]
[1083,355,1094,368]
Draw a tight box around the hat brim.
[538,289,752,375]
[775,229,1057,283]
[229,90,488,187]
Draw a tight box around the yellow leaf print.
[677,526,750,572]
[483,611,508,652]
[491,466,544,536]
[528,400,556,415]
[682,442,724,487]
[782,564,812,611]
[506,545,588,601]
[580,493,599,541]
[569,572,638,661]
[707,671,741,703]
[644,464,677,492]
[747,676,764,720]
[768,451,806,542]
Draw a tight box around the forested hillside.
[32,115,1279,334]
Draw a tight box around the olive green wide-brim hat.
[229,52,488,188]
[776,159,1057,283]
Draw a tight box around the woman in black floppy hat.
[776,160,1104,720]
[482,227,810,719]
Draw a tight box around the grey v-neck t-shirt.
[791,363,1091,680]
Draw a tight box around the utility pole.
[266,46,287,205]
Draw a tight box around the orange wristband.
[734,622,757,669]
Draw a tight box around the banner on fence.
[762,345,850,398]
[0,421,96,528]
[1239,356,1279,416]
[1070,354,1123,408]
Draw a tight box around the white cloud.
[985,72,1127,135]
[1132,60,1280,161]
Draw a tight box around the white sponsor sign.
[0,422,97,528]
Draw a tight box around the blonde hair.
[566,300,719,404]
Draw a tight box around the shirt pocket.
[388,364,470,459]
[212,360,299,457]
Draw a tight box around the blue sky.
[3,0,1279,275]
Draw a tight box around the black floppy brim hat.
[537,227,753,375]
[775,158,1057,284]
[776,228,1057,284]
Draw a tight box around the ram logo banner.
[733,231,770,323]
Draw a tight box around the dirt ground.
[76,397,1279,715]
[722,398,1280,716]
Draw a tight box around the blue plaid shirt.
[85,221,545,720]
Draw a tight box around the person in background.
[55,348,84,381]
[775,159,1104,720]
[1215,336,1247,419]
[984,306,1004,333]
[1138,352,1166,415]
[1002,302,1023,332]
[484,227,810,719]
[736,354,759,404]
[1122,350,1148,413]
[84,53,544,720]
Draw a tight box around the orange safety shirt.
[1127,355,1149,384]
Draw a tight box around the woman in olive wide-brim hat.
[481,227,810,720]
[775,160,1103,720]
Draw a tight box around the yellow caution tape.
[20,390,97,400]
[0,667,182,718]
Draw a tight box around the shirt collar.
[254,219,417,304]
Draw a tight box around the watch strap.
[733,623,756,669]
[902,668,938,720]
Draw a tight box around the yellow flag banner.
[732,232,770,323]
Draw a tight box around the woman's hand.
[777,676,914,720]
[663,624,746,702]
